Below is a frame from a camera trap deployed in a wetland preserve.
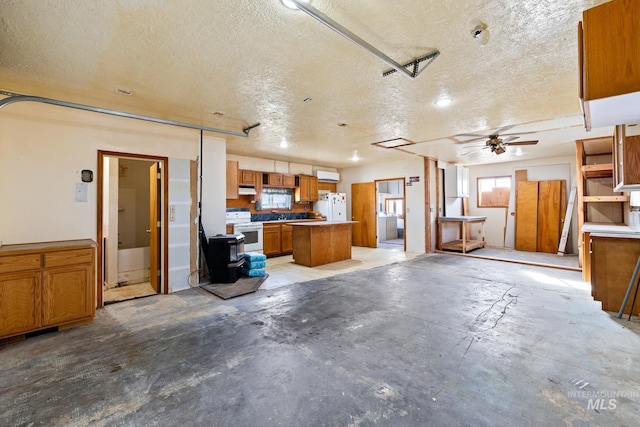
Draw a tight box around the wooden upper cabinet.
[226,160,239,199]
[282,174,296,188]
[580,0,640,129]
[239,169,256,186]
[262,173,295,188]
[295,175,319,202]
[264,173,282,187]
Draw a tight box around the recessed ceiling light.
[280,139,289,148]
[351,150,360,162]
[303,97,312,103]
[281,0,309,10]
[338,122,347,127]
[434,97,453,107]
[212,111,225,116]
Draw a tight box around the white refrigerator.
[315,192,347,221]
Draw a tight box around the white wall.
[338,158,427,254]
[0,99,226,292]
[467,157,577,253]
[201,134,227,236]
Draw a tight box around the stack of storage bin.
[242,252,267,277]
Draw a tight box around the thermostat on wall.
[81,169,93,182]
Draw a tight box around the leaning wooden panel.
[515,181,539,252]
[537,180,563,254]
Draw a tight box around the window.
[477,176,511,207]
[385,198,404,218]
[261,187,294,210]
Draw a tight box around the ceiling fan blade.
[505,140,538,146]
[499,131,537,137]
[501,136,519,143]
[455,135,489,144]
[494,124,518,134]
[456,133,490,138]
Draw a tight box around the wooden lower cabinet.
[281,224,293,254]
[591,234,640,315]
[263,223,294,257]
[0,240,96,340]
[263,224,281,257]
[0,271,41,337]
[42,265,93,326]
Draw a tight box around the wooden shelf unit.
[581,163,613,179]
[575,136,626,275]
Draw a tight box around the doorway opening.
[97,151,168,306]
[375,179,406,251]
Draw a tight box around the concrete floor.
[2,253,640,426]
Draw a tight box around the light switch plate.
[75,182,88,202]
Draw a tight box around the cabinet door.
[0,271,41,337]
[299,176,310,201]
[42,265,93,326]
[226,160,239,199]
[239,169,256,186]
[282,174,296,188]
[281,224,293,254]
[267,173,283,186]
[308,176,318,201]
[263,225,281,257]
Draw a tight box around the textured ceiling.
[0,0,614,168]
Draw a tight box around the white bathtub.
[117,247,150,285]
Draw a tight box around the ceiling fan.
[455,125,539,155]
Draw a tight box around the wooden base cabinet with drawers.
[0,240,96,340]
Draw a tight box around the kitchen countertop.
[582,222,640,235]
[261,219,325,225]
[288,221,358,226]
[438,216,487,222]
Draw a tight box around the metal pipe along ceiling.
[290,0,438,79]
[0,94,259,137]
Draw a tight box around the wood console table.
[438,216,487,253]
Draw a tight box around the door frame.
[96,150,170,308]
[375,178,407,251]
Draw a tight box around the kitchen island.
[290,221,358,267]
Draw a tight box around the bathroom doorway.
[375,178,406,251]
[97,151,168,306]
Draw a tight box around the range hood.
[238,186,257,195]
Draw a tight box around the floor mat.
[200,274,269,300]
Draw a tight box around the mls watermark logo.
[568,379,639,411]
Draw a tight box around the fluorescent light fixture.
[434,97,453,107]
[281,0,309,10]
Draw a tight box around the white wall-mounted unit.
[316,170,340,182]
[445,165,469,198]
